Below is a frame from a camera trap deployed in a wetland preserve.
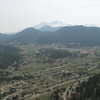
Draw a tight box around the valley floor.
[0,44,100,100]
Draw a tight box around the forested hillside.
[0,44,23,69]
[67,74,100,100]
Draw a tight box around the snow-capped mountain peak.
[34,21,66,29]
[48,21,66,27]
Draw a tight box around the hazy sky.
[0,0,100,33]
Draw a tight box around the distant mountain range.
[0,24,100,46]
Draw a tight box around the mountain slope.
[0,33,9,43]
[38,26,100,46]
[6,27,44,44]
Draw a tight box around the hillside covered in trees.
[0,44,23,69]
[67,74,100,100]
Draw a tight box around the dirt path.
[62,75,92,100]
[31,76,89,99]
[2,90,23,100]
[2,75,92,100]
[1,85,12,92]
[63,88,68,100]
